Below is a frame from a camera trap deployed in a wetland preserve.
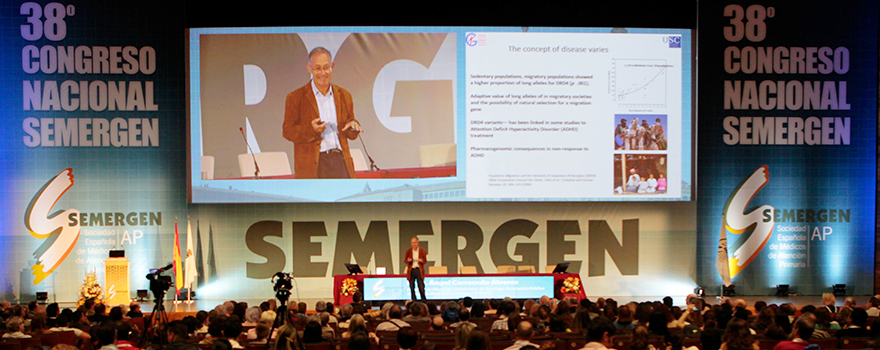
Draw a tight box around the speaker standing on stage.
[404,237,427,301]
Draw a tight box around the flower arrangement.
[77,270,104,306]
[341,278,359,296]
[560,276,581,294]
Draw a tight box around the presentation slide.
[188,27,692,203]
[466,32,683,199]
[362,275,555,300]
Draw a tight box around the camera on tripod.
[271,272,293,303]
[146,263,174,299]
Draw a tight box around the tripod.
[139,289,170,347]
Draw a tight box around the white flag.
[716,226,732,287]
[184,217,198,289]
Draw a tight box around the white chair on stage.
[497,265,516,274]
[459,266,478,274]
[419,143,456,167]
[200,156,215,180]
[237,152,292,178]
[517,265,536,273]
[428,266,448,274]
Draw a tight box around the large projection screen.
[188,27,693,203]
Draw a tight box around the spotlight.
[722,284,736,296]
[136,289,149,301]
[694,287,704,297]
[775,284,790,296]
[35,292,48,303]
[833,284,846,296]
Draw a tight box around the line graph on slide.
[611,59,669,108]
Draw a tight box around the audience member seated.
[773,315,814,350]
[453,323,476,350]
[867,297,880,317]
[631,325,655,350]
[318,312,335,339]
[397,327,419,350]
[247,311,277,340]
[302,320,326,344]
[403,302,431,324]
[348,331,372,350]
[377,305,411,331]
[491,302,515,331]
[4,316,31,338]
[442,302,460,323]
[127,302,143,319]
[449,309,476,329]
[116,321,140,350]
[821,293,838,314]
[29,315,53,335]
[342,314,379,344]
[580,316,616,350]
[836,307,870,338]
[466,329,490,350]
[50,315,91,344]
[164,321,197,350]
[95,322,117,350]
[223,316,245,349]
[243,307,261,327]
[272,325,301,350]
[431,316,447,331]
[504,321,539,350]
[720,319,757,350]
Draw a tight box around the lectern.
[105,250,129,305]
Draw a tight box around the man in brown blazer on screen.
[282,47,361,179]
[404,236,427,301]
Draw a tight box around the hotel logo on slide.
[25,168,81,284]
[716,166,775,285]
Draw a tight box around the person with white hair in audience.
[247,310,277,340]
[821,293,838,313]
[3,317,31,338]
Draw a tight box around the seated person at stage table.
[404,237,427,301]
[282,47,362,179]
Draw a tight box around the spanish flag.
[173,217,183,296]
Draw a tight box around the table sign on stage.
[333,273,586,305]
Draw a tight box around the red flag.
[173,217,183,296]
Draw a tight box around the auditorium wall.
[1,1,876,304]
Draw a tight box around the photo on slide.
[613,114,667,151]
[613,153,667,195]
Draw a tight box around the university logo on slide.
[465,33,479,47]
[24,168,81,284]
[716,166,775,285]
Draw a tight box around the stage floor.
[43,295,873,314]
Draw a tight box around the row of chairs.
[754,337,872,350]
[0,331,78,350]
[201,143,457,180]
